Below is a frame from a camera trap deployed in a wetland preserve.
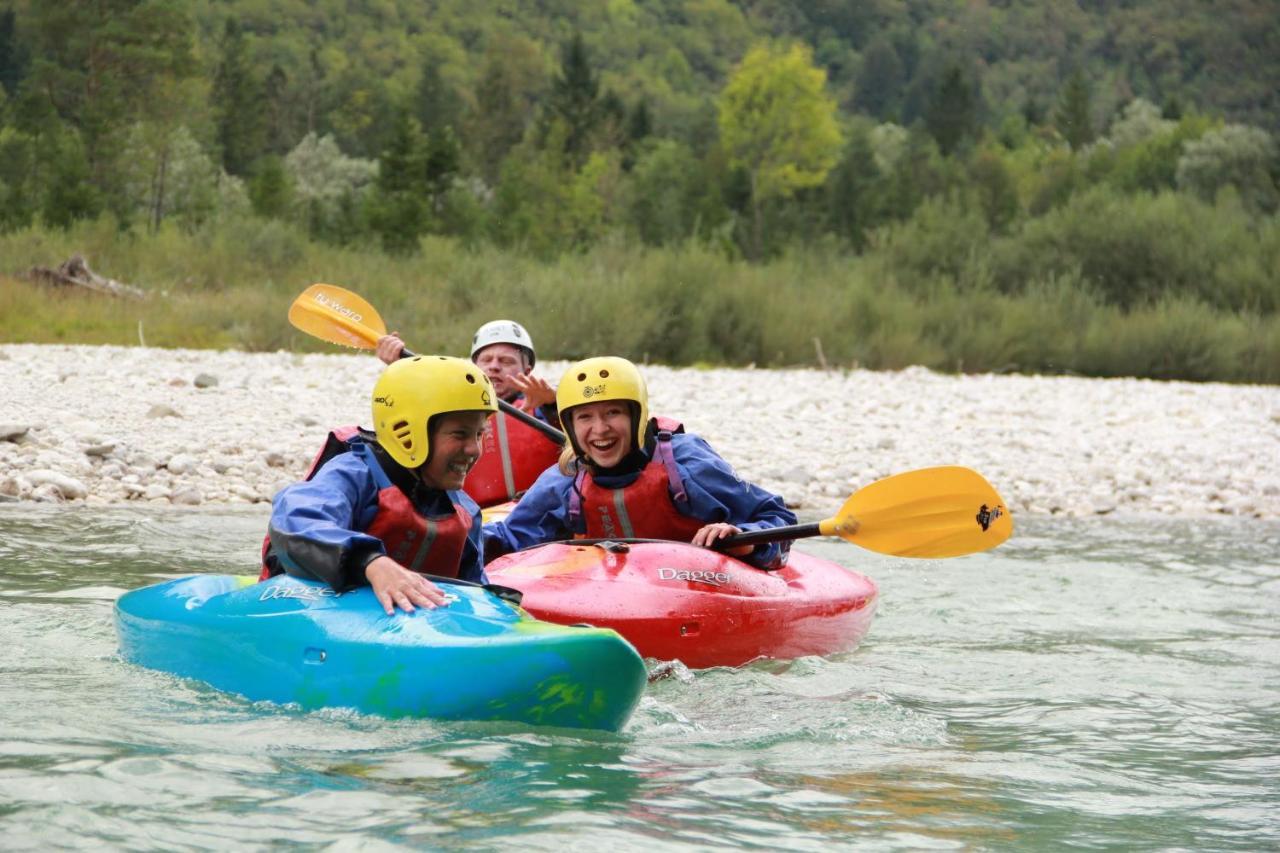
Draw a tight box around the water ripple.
[1,509,1278,848]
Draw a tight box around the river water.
[0,505,1276,850]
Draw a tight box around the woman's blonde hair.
[557,443,580,476]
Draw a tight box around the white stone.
[231,483,261,502]
[31,483,65,502]
[26,469,88,500]
[143,484,171,500]
[170,487,203,506]
[0,343,1277,520]
[166,453,200,474]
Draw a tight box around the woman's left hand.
[691,522,751,556]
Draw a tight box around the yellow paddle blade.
[819,466,1013,558]
[288,283,386,350]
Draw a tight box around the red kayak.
[486,540,878,668]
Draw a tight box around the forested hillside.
[0,1,1276,381]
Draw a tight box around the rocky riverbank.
[2,344,1277,519]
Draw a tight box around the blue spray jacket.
[268,447,487,591]
[483,431,796,569]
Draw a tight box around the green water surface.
[0,505,1276,850]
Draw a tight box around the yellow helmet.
[372,355,497,468]
[556,356,649,457]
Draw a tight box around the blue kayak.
[115,574,646,731]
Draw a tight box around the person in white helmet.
[376,321,562,506]
[377,321,556,419]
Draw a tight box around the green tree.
[621,99,652,170]
[822,125,882,250]
[492,123,618,257]
[0,126,37,231]
[414,58,463,138]
[368,111,429,254]
[968,148,1019,231]
[263,63,292,155]
[249,155,292,219]
[325,64,399,159]
[1104,107,1214,194]
[717,42,843,257]
[0,8,27,98]
[41,131,100,228]
[627,100,652,144]
[423,125,461,205]
[881,128,957,223]
[545,32,605,167]
[212,18,263,176]
[285,132,377,236]
[1055,71,1095,150]
[22,0,195,186]
[624,139,719,246]
[853,37,902,119]
[1176,124,1280,214]
[119,122,220,230]
[925,63,978,156]
[467,36,543,185]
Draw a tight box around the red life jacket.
[260,427,470,580]
[357,442,472,578]
[571,417,704,541]
[464,399,562,506]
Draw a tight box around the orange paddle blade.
[819,466,1012,558]
[288,283,386,350]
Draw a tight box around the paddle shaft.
[398,346,565,444]
[719,522,822,549]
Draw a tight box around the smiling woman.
[420,412,489,492]
[263,356,500,615]
[483,356,800,569]
[567,400,634,469]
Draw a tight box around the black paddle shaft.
[719,522,823,549]
[399,347,565,444]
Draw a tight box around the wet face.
[419,411,489,491]
[473,343,530,401]
[569,401,634,469]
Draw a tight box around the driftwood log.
[25,254,146,299]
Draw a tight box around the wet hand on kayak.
[692,522,752,556]
[365,556,447,614]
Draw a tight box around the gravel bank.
[2,344,1277,520]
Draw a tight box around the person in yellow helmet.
[263,356,498,614]
[483,357,797,569]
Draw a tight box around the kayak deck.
[487,541,878,668]
[115,574,646,731]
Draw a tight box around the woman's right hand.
[364,555,448,614]
[375,333,406,365]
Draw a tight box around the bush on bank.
[0,191,1276,385]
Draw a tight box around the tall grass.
[1,212,1275,384]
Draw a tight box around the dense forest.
[0,0,1277,381]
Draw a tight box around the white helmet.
[470,320,535,368]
